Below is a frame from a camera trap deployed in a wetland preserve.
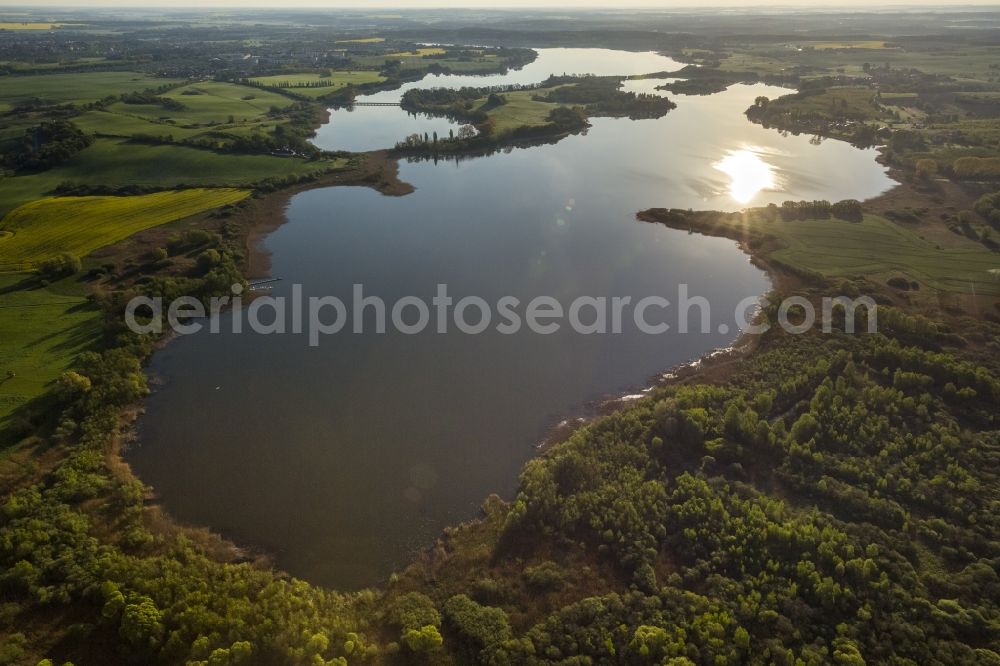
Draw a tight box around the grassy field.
[475,90,561,135]
[760,214,1000,294]
[0,71,184,108]
[108,81,294,127]
[0,188,250,268]
[0,273,100,428]
[653,210,1000,295]
[802,41,893,50]
[72,109,207,140]
[0,139,344,217]
[249,71,386,98]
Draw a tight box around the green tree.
[402,625,443,653]
[119,597,164,653]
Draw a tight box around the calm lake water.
[131,49,894,589]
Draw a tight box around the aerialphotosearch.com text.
[124,283,877,346]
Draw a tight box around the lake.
[130,49,894,589]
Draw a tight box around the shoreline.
[110,149,416,568]
[242,150,414,279]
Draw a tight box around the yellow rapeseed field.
[0,22,60,30]
[0,188,250,268]
[386,47,446,57]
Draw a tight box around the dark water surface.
[131,50,893,589]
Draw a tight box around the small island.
[396,75,676,152]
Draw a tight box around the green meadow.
[0,71,184,108]
[72,109,206,140]
[767,214,1000,294]
[109,81,294,126]
[0,273,100,428]
[475,90,561,135]
[250,71,386,98]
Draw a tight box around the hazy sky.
[6,0,1000,7]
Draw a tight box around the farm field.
[0,22,60,30]
[108,81,294,127]
[0,71,184,108]
[764,214,1000,294]
[801,40,893,50]
[249,71,386,98]
[251,71,385,88]
[335,36,384,44]
[0,188,250,268]
[386,47,446,57]
[72,109,208,140]
[0,273,99,429]
[0,139,345,217]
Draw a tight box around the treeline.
[120,91,187,111]
[769,198,864,222]
[250,78,340,90]
[643,199,865,228]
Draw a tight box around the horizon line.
[3,2,1000,9]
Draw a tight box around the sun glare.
[714,148,777,205]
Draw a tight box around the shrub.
[402,625,443,653]
[196,249,221,272]
[915,158,937,180]
[443,594,512,657]
[37,252,81,279]
[183,229,213,247]
[389,592,441,632]
[887,277,911,290]
[524,561,565,592]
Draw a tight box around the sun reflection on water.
[714,148,777,204]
